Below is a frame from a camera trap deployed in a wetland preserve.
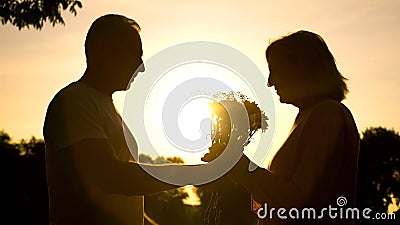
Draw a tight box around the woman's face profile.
[268,55,300,105]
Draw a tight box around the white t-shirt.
[44,81,143,225]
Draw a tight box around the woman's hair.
[266,30,348,101]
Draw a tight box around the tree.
[0,131,48,225]
[357,127,400,224]
[139,154,201,225]
[0,0,82,30]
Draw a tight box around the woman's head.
[266,30,348,106]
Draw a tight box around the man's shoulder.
[43,82,108,147]
[48,82,99,111]
[51,82,86,103]
[45,81,98,127]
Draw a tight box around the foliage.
[139,154,201,225]
[138,153,185,165]
[140,153,258,225]
[0,131,48,225]
[0,129,11,143]
[0,0,82,30]
[357,127,400,224]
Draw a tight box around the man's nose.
[138,62,145,72]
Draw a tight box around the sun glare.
[139,61,257,164]
[178,97,214,141]
[182,185,201,206]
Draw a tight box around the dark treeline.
[139,153,258,225]
[0,127,399,224]
[0,132,48,225]
[356,127,400,224]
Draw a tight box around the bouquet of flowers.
[201,92,268,225]
[201,92,269,162]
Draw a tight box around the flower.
[201,92,268,162]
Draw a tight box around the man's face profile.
[113,34,145,91]
[84,15,145,92]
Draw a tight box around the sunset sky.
[1,0,399,164]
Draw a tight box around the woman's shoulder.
[304,100,355,126]
[314,99,344,110]
[310,100,351,116]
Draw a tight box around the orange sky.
[1,0,399,163]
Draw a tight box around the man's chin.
[114,84,130,92]
[117,80,134,91]
[125,74,138,90]
[125,80,134,90]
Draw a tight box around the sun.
[178,97,215,142]
[128,61,260,164]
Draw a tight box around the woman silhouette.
[231,31,359,225]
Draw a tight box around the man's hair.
[85,14,141,66]
[266,30,348,101]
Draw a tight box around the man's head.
[84,14,144,91]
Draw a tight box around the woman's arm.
[232,156,304,207]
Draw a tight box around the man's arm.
[57,138,179,196]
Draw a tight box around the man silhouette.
[44,14,178,225]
